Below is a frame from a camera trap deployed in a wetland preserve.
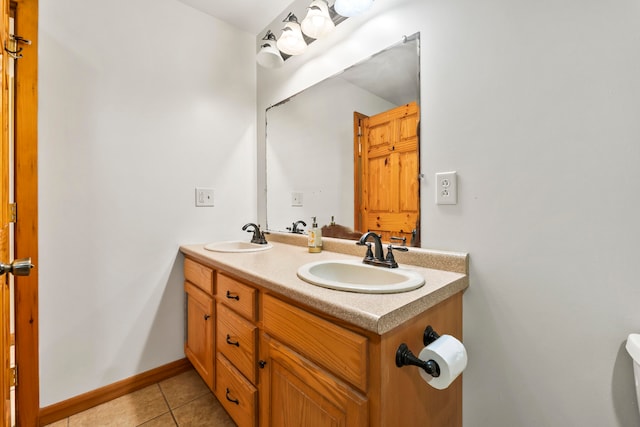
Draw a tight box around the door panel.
[2,0,13,424]
[358,102,420,245]
[3,0,39,425]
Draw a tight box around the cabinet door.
[259,335,368,427]
[185,281,214,390]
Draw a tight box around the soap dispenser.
[308,216,323,253]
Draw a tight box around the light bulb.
[256,41,284,68]
[301,0,335,39]
[334,0,374,17]
[277,20,307,56]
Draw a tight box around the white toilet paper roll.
[418,334,468,390]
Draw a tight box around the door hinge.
[9,366,16,387]
[9,203,16,223]
[4,34,31,60]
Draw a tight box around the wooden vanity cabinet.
[183,257,463,427]
[183,259,215,390]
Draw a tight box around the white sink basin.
[297,260,425,294]
[204,241,273,253]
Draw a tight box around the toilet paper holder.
[395,325,442,377]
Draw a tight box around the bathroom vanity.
[180,234,468,427]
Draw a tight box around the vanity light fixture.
[256,1,374,68]
[334,0,374,17]
[276,13,307,56]
[256,30,285,69]
[301,0,335,39]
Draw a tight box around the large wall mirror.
[266,33,421,246]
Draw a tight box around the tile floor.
[44,369,236,427]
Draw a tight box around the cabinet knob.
[258,360,267,369]
[204,314,211,320]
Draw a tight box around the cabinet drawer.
[217,303,258,383]
[216,353,257,427]
[217,273,257,321]
[262,294,368,391]
[184,258,214,295]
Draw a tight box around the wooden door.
[0,1,38,425]
[1,0,13,424]
[0,0,14,427]
[11,1,39,425]
[355,102,420,245]
[0,1,39,425]
[259,334,368,427]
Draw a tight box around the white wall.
[38,0,257,406]
[258,0,640,425]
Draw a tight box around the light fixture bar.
[256,1,366,68]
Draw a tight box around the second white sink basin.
[297,260,425,294]
[204,241,273,253]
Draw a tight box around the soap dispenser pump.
[308,216,323,253]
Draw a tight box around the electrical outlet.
[195,187,214,207]
[291,192,303,207]
[436,172,457,205]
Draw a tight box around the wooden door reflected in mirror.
[354,102,420,246]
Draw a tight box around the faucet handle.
[255,228,268,244]
[385,244,408,268]
[356,241,374,260]
[390,236,407,246]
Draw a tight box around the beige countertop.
[180,236,468,335]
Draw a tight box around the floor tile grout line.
[157,380,179,426]
[169,410,179,427]
[167,390,219,426]
[134,410,175,427]
[129,383,170,427]
[158,377,215,414]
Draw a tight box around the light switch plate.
[291,192,303,207]
[436,172,457,205]
[195,187,214,207]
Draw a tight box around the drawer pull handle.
[226,334,240,347]
[259,360,267,369]
[226,290,240,301]
[204,314,211,320]
[225,388,239,405]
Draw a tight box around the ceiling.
[175,0,295,35]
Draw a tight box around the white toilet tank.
[627,334,640,413]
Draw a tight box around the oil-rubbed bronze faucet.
[356,231,408,268]
[242,223,268,244]
[286,220,306,234]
